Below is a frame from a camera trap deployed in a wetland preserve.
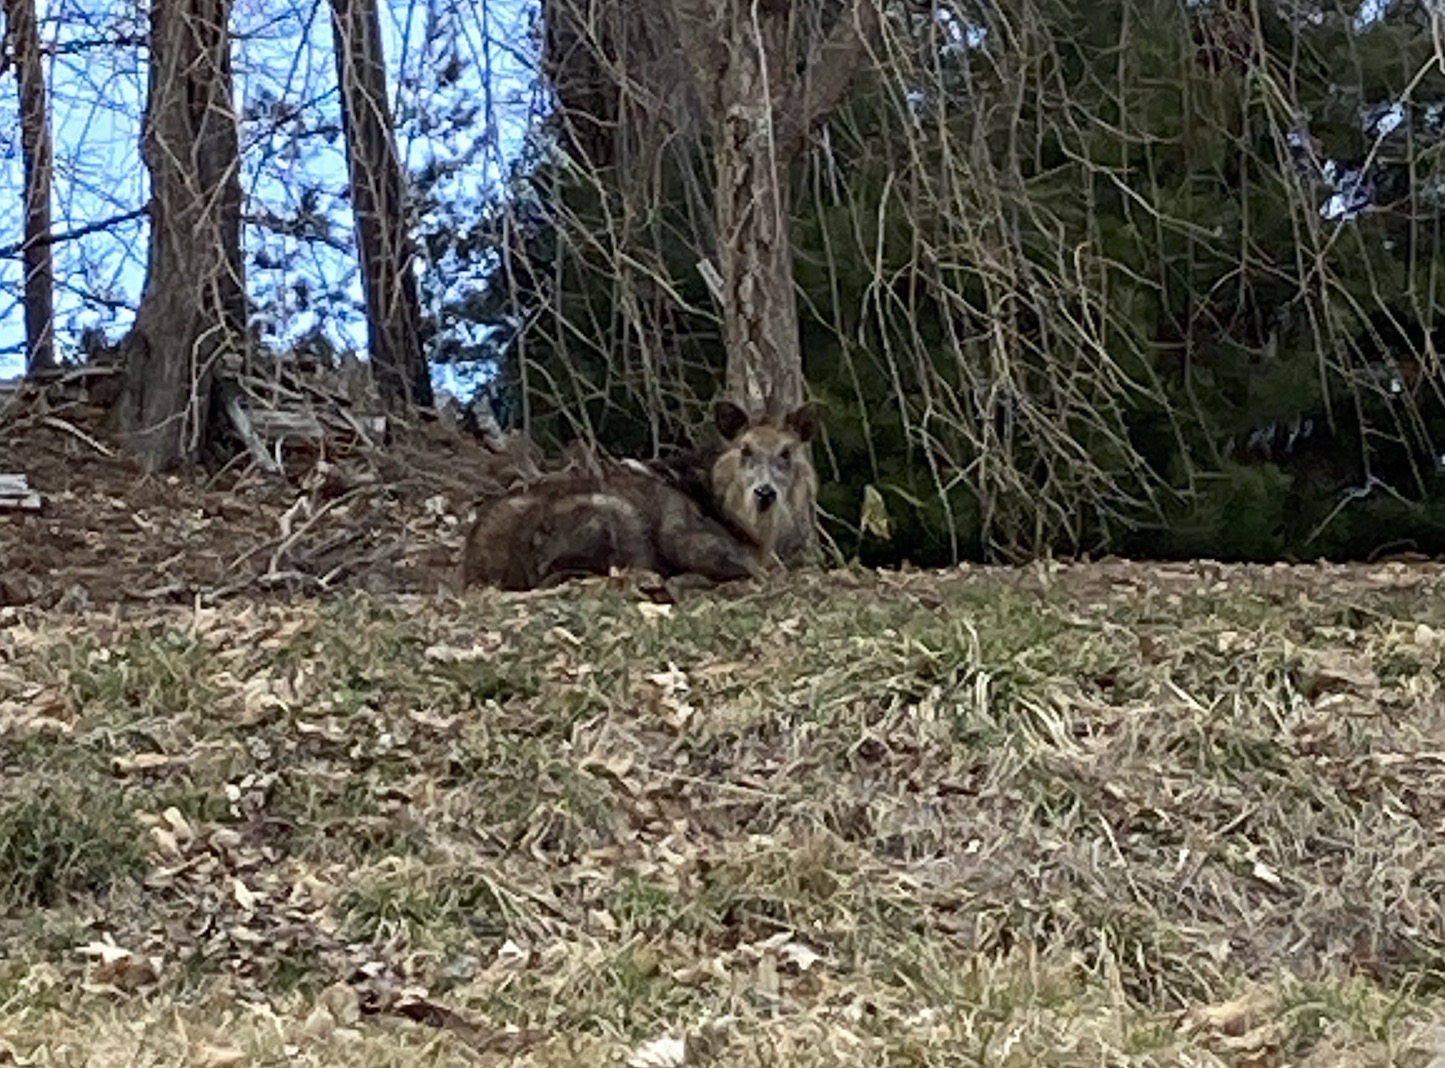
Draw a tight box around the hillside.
[3,551,1445,1065]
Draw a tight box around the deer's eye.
[740,445,755,462]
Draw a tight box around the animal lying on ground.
[459,400,822,591]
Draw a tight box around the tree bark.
[711,2,801,418]
[3,0,57,375]
[329,0,433,410]
[108,0,246,472]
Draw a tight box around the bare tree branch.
[0,208,149,259]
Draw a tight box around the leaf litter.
[0,560,1443,1064]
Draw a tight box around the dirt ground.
[0,380,532,609]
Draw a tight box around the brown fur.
[459,466,761,591]
[704,400,820,564]
[460,401,823,591]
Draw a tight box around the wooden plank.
[0,473,42,511]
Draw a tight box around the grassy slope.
[2,561,1444,1066]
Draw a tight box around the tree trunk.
[675,0,880,558]
[108,0,246,472]
[540,0,620,170]
[712,2,803,419]
[328,0,433,410]
[3,0,57,375]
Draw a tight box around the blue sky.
[0,0,536,388]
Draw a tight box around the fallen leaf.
[627,1034,688,1068]
[192,1044,246,1068]
[860,484,891,541]
[1185,986,1279,1040]
[1251,860,1282,887]
[231,878,258,911]
[1299,653,1378,701]
[112,752,175,775]
[77,940,161,990]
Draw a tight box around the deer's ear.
[714,400,751,441]
[785,402,823,443]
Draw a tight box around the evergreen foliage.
[478,0,1445,564]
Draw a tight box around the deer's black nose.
[754,484,778,511]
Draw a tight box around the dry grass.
[3,560,1445,1066]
